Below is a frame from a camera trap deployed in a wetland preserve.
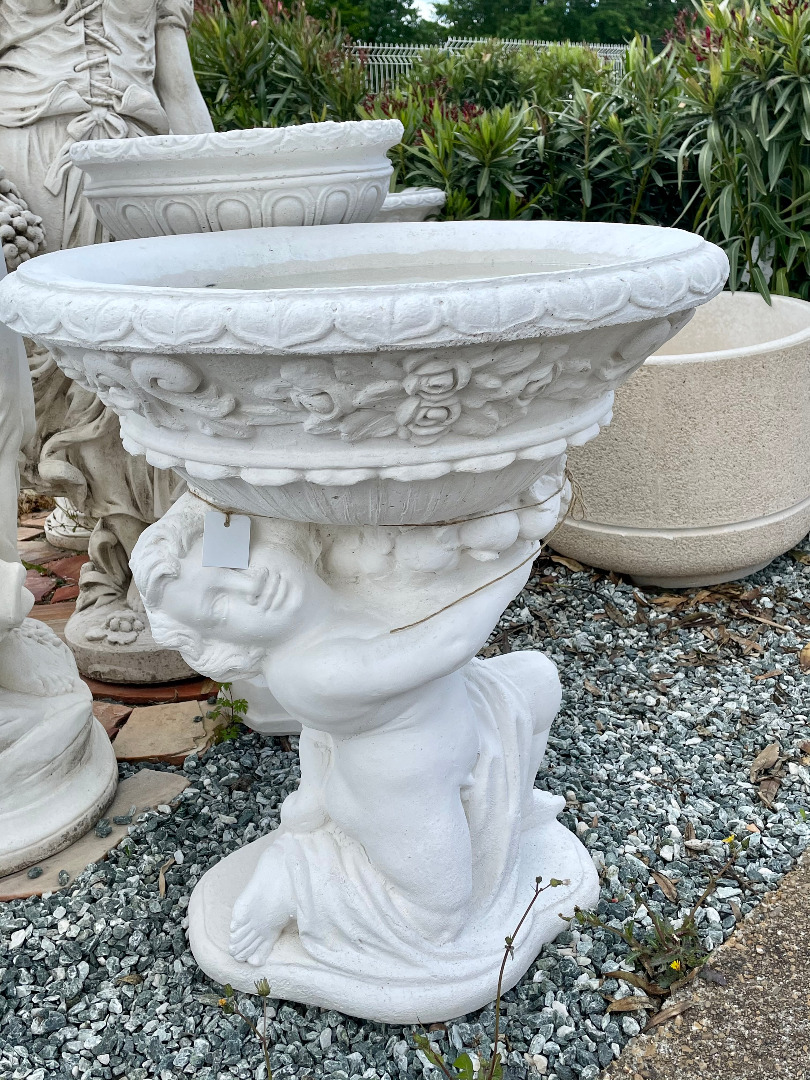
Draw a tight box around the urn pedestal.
[0,219,727,1021]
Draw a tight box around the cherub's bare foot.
[229,845,296,967]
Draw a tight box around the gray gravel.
[1,537,809,1080]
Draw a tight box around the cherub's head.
[131,494,322,681]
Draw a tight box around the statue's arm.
[299,550,537,704]
[154,7,214,135]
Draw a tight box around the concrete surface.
[603,851,810,1080]
[554,292,810,586]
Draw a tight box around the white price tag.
[201,511,251,569]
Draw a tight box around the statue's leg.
[321,679,479,940]
[483,650,562,819]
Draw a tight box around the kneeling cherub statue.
[131,488,599,1022]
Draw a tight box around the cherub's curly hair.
[131,493,264,681]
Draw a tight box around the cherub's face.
[159,539,313,651]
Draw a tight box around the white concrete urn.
[0,220,727,1022]
[552,291,810,587]
[70,120,404,238]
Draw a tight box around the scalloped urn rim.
[69,119,405,170]
[0,220,729,355]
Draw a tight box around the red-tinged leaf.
[799,643,810,673]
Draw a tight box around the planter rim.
[0,221,728,355]
[69,119,405,167]
[649,291,810,365]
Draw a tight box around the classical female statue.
[0,0,213,682]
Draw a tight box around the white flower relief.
[250,342,565,446]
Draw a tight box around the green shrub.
[189,0,368,127]
[669,0,810,299]
[404,39,612,112]
[540,36,695,225]
[361,89,542,218]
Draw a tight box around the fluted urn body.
[0,220,727,1023]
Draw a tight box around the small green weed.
[576,839,743,997]
[414,876,569,1080]
[209,682,248,743]
[219,980,274,1078]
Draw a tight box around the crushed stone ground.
[1,536,808,1080]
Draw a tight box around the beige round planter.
[552,291,810,587]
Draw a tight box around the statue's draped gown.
[0,0,189,609]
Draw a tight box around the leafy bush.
[190,0,810,299]
[540,36,694,225]
[404,39,612,112]
[670,0,810,298]
[190,1,368,127]
[361,88,540,218]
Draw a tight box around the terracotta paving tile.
[113,700,216,765]
[0,769,189,900]
[46,553,89,584]
[92,701,132,740]
[83,675,218,706]
[25,569,56,603]
[19,510,51,527]
[51,583,80,603]
[17,539,67,565]
[29,600,76,640]
[17,526,44,542]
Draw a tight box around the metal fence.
[347,37,628,94]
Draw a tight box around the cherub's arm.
[154,4,214,135]
[293,547,538,708]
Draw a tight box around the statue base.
[66,602,195,684]
[0,620,118,876]
[44,498,94,553]
[188,792,599,1024]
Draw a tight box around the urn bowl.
[0,220,728,525]
[70,120,403,239]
